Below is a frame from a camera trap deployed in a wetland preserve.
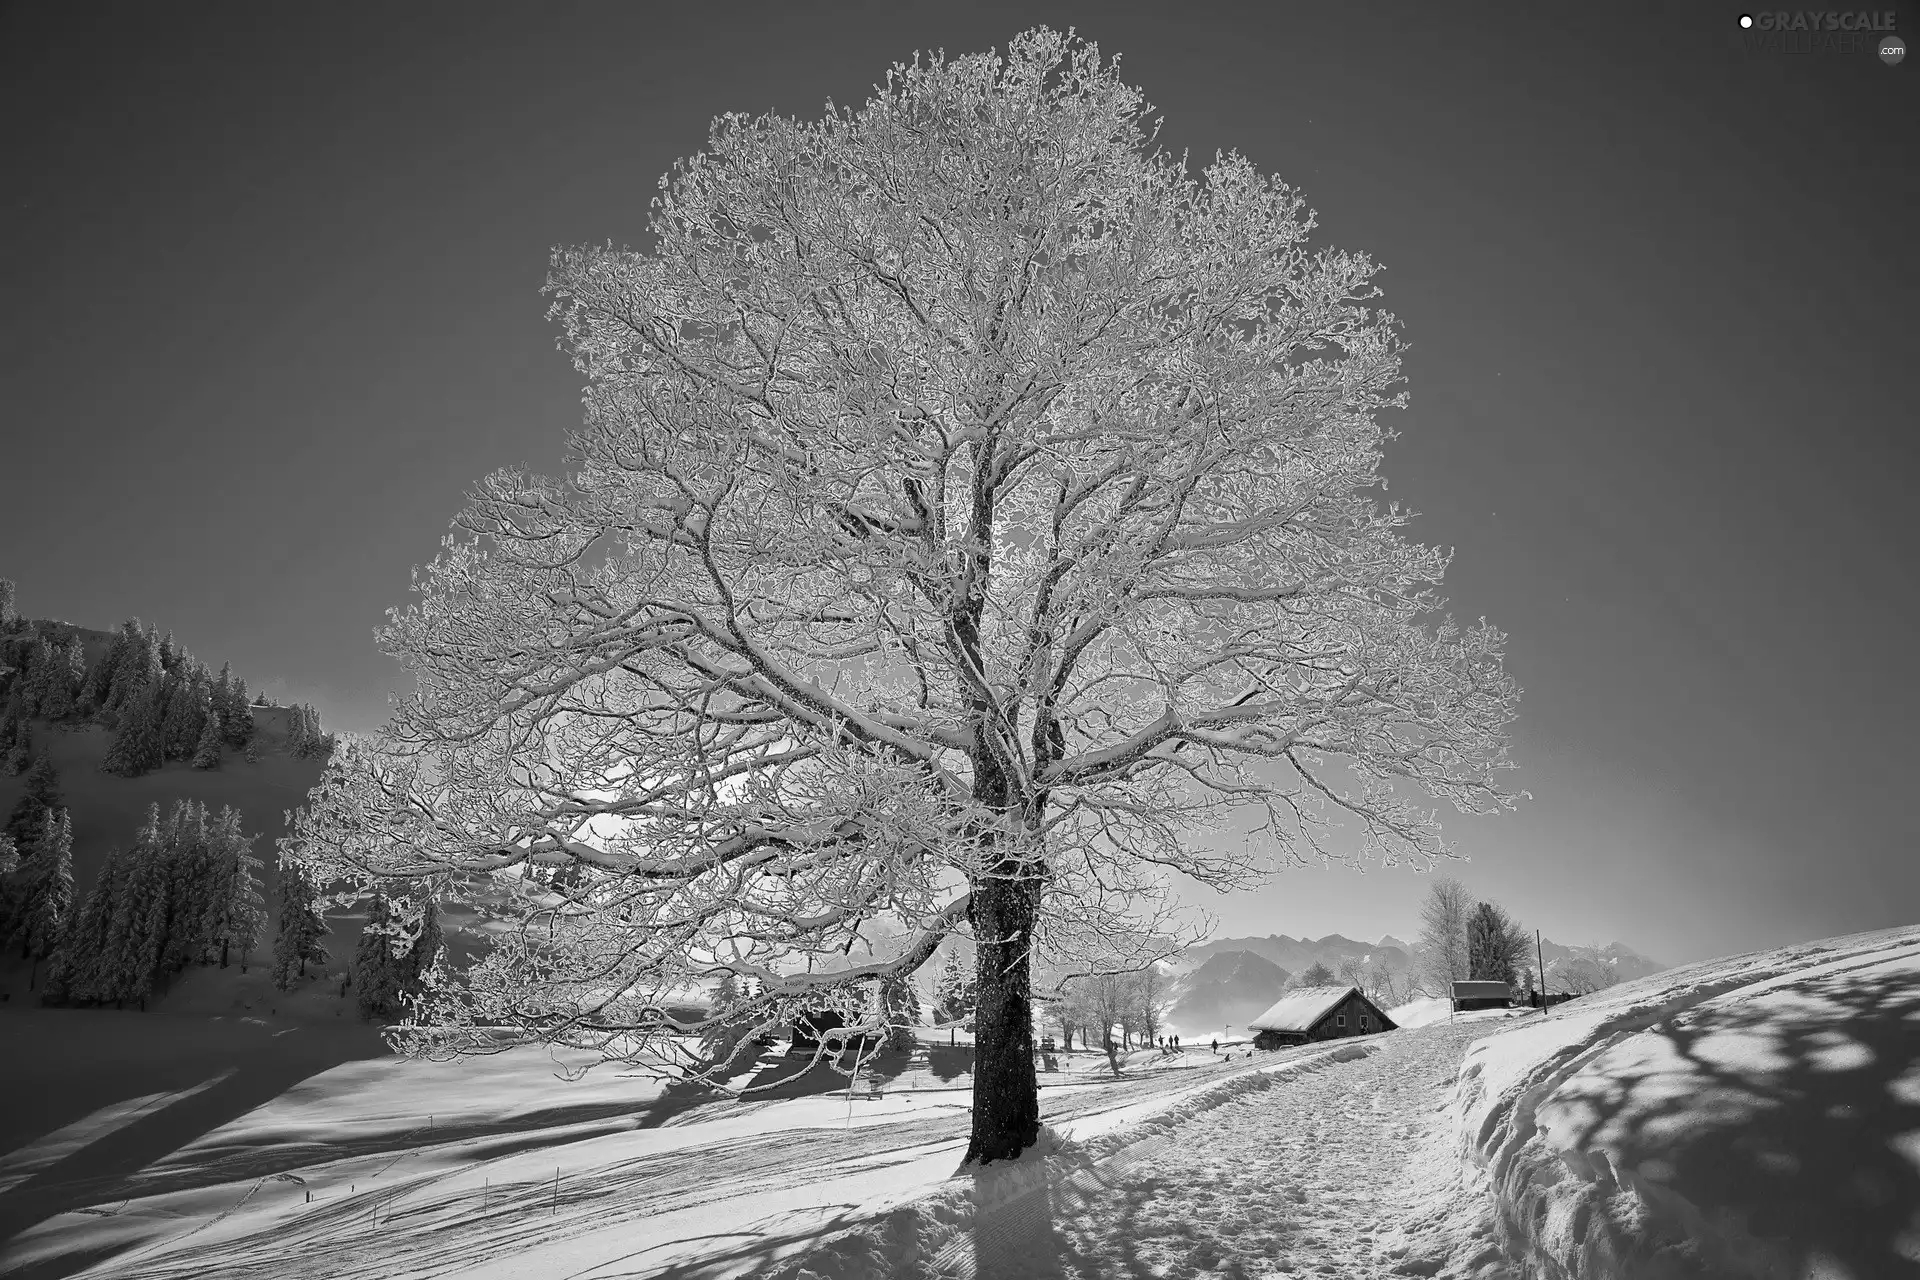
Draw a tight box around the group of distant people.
[1154,1034,1185,1050]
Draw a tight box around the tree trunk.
[221,939,229,968]
[963,847,1042,1167]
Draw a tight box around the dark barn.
[1247,985,1397,1050]
[1450,980,1513,1012]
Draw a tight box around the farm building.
[1450,980,1513,1012]
[1246,985,1396,1050]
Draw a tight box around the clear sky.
[3,2,1912,967]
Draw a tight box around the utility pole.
[1536,929,1548,1015]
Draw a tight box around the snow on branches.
[280,29,1522,1133]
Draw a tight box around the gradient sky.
[3,2,1913,967]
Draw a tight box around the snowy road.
[743,1018,1527,1280]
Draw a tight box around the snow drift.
[1449,923,1920,1279]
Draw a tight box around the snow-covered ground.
[6,923,1913,1279]
[1440,922,1920,1280]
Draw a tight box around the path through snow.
[760,1017,1528,1280]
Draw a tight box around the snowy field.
[3,924,1913,1279]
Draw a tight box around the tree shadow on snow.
[1536,960,1920,1279]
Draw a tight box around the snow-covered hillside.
[1440,922,1920,1279]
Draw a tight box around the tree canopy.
[282,27,1522,1164]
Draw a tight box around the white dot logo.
[1739,14,1754,27]
[1882,34,1907,65]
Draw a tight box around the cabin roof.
[1248,985,1363,1033]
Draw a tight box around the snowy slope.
[1445,923,1920,1280]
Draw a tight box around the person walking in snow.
[1211,1038,1218,1054]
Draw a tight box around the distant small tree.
[271,861,331,990]
[1294,961,1337,989]
[879,971,922,1050]
[1417,876,1474,993]
[1466,900,1527,985]
[936,947,977,1029]
[0,578,16,631]
[1131,966,1164,1045]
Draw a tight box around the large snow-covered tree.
[281,28,1522,1165]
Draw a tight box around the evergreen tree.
[17,634,54,718]
[224,677,255,748]
[204,807,265,969]
[159,801,216,972]
[0,712,27,776]
[0,578,16,631]
[879,972,922,1050]
[271,861,331,990]
[102,819,163,1008]
[1466,900,1526,986]
[47,844,124,1004]
[100,681,166,776]
[351,894,442,1022]
[157,631,178,674]
[38,636,84,721]
[936,947,976,1025]
[161,672,210,760]
[5,752,63,853]
[0,832,16,879]
[18,809,74,977]
[105,623,160,720]
[79,623,130,717]
[190,710,223,769]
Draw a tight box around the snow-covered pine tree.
[271,860,330,990]
[38,635,85,721]
[158,631,178,674]
[49,844,124,1004]
[98,829,155,1007]
[4,752,62,854]
[18,634,54,719]
[100,680,166,776]
[0,716,26,777]
[158,801,217,972]
[351,893,442,1021]
[79,623,127,717]
[0,833,16,879]
[19,809,74,982]
[223,677,254,748]
[287,705,310,758]
[0,578,16,631]
[190,708,223,769]
[160,672,207,760]
[105,624,161,721]
[204,807,265,969]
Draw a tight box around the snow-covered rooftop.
[1247,985,1357,1032]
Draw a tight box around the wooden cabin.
[1450,980,1513,1012]
[1247,985,1396,1050]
